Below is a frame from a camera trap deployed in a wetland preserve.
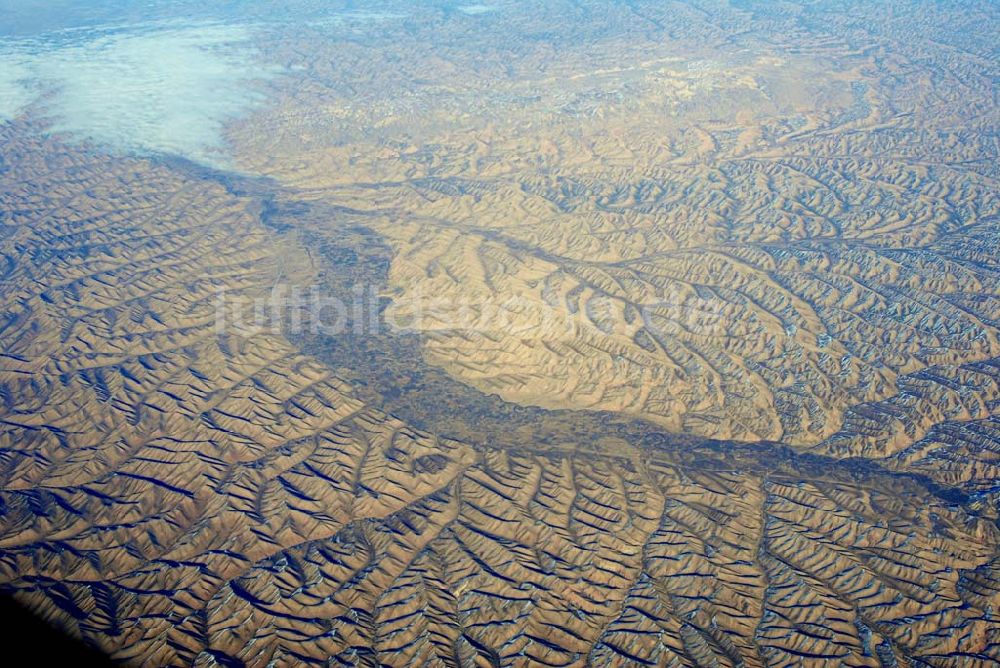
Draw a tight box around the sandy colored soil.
[2,1,1000,665]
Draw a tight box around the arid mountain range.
[1,1,999,665]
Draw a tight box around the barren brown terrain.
[2,0,1000,665]
[228,1,1000,459]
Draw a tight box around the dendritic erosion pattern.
[0,130,999,666]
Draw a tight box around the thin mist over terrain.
[1,1,999,666]
[0,22,272,161]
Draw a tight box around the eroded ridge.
[1,129,999,666]
[232,0,1000,452]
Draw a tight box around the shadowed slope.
[1,129,998,666]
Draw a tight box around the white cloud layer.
[0,23,275,164]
